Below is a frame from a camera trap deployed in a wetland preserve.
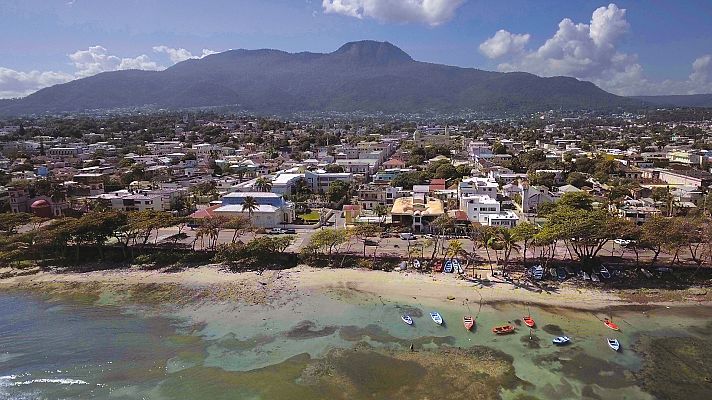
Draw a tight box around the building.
[357,184,400,210]
[459,194,518,228]
[304,170,353,194]
[390,192,444,233]
[213,192,295,228]
[271,173,304,195]
[459,177,499,200]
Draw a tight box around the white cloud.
[68,46,163,78]
[322,0,464,26]
[479,3,712,96]
[479,30,530,59]
[152,46,218,63]
[0,68,74,98]
[0,45,221,99]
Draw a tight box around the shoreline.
[1,265,710,310]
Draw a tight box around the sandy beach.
[1,265,710,309]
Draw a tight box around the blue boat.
[430,312,443,325]
[530,265,544,280]
[401,315,414,325]
[443,260,454,273]
[557,267,567,280]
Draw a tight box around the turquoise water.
[1,286,711,399]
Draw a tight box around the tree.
[350,224,382,257]
[566,172,588,188]
[241,196,259,219]
[254,177,273,192]
[556,192,594,211]
[306,228,349,265]
[640,215,672,266]
[0,213,33,235]
[434,163,458,180]
[429,214,455,260]
[325,164,344,173]
[326,180,351,204]
[223,215,253,244]
[512,222,538,267]
[491,228,520,273]
[471,223,497,274]
[373,204,389,225]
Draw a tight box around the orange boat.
[463,316,475,331]
[492,325,515,335]
[523,316,535,328]
[604,318,620,331]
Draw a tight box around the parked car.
[399,233,416,240]
[613,239,632,246]
[268,228,284,235]
[283,228,296,234]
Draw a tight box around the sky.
[1,0,711,99]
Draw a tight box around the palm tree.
[373,204,389,226]
[241,196,259,219]
[255,177,273,192]
[494,228,521,274]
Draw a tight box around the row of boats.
[526,265,615,281]
[400,311,622,351]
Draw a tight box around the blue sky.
[1,0,711,98]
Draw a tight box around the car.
[379,232,392,238]
[282,228,296,234]
[399,233,416,240]
[614,239,632,246]
[268,228,284,234]
[364,239,378,246]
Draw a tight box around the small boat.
[531,265,544,280]
[443,260,454,273]
[591,273,600,282]
[433,261,444,272]
[463,316,475,331]
[430,312,443,325]
[604,318,620,331]
[401,315,414,325]
[552,336,571,345]
[452,259,463,274]
[548,268,557,278]
[607,338,620,351]
[583,272,591,280]
[641,269,653,278]
[523,316,535,328]
[600,266,611,279]
[412,259,421,269]
[557,267,567,280]
[492,325,515,335]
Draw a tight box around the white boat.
[607,338,620,351]
[401,315,414,325]
[552,336,571,345]
[412,259,421,269]
[583,272,591,280]
[600,266,611,279]
[591,273,600,282]
[430,312,443,325]
[452,259,462,274]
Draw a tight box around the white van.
[399,233,416,240]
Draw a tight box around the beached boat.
[600,266,611,279]
[443,260,454,273]
[591,273,600,282]
[452,258,462,274]
[463,316,475,331]
[604,318,620,331]
[492,325,515,335]
[433,261,443,272]
[430,312,443,325]
[552,336,571,345]
[583,272,591,280]
[557,267,567,280]
[412,259,421,269]
[523,316,535,328]
[401,315,413,325]
[531,265,544,280]
[607,338,620,351]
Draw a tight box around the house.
[459,177,499,200]
[213,192,295,228]
[271,173,304,195]
[459,194,518,228]
[357,183,400,210]
[390,192,444,233]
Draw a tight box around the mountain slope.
[632,94,712,108]
[0,40,641,116]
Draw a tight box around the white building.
[213,192,295,228]
[460,194,518,228]
[304,170,353,194]
[459,177,499,199]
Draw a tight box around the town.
[1,109,712,282]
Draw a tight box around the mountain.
[0,40,642,116]
[632,94,712,108]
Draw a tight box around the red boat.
[492,325,515,335]
[463,316,475,331]
[523,316,535,328]
[604,318,620,331]
[433,261,443,272]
